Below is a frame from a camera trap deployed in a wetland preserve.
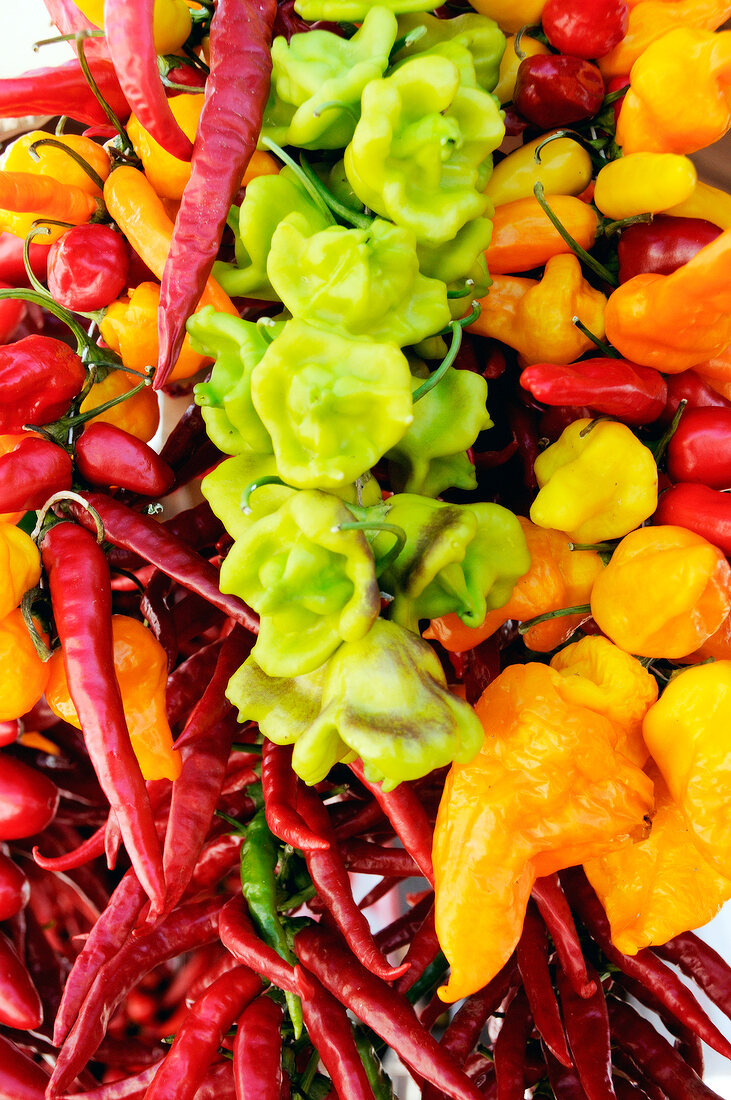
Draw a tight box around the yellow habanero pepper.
[80,370,160,443]
[0,610,50,721]
[493,33,550,103]
[585,764,731,956]
[663,180,731,230]
[101,282,209,384]
[74,0,192,55]
[485,194,599,274]
[0,524,41,621]
[46,615,181,782]
[433,661,654,1002]
[468,0,547,33]
[616,28,731,155]
[590,525,731,658]
[599,0,731,81]
[485,132,593,208]
[530,418,658,543]
[471,254,607,365]
[593,153,697,221]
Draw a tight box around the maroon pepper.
[262,741,330,852]
[234,996,284,1100]
[556,964,616,1100]
[0,58,130,127]
[542,0,628,59]
[47,224,130,312]
[494,988,533,1100]
[659,369,731,426]
[520,359,667,426]
[341,839,418,878]
[665,406,731,488]
[0,928,43,1030]
[297,966,377,1100]
[348,759,434,884]
[434,957,520,1065]
[76,423,175,496]
[516,901,572,1067]
[0,335,85,431]
[394,904,441,997]
[0,437,72,512]
[514,55,605,130]
[531,875,595,999]
[654,482,731,556]
[618,217,722,284]
[654,933,731,1024]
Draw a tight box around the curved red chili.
[556,963,615,1100]
[297,965,377,1100]
[76,423,175,497]
[516,901,572,1067]
[654,933,731,1026]
[233,995,284,1100]
[532,875,595,999]
[348,760,434,885]
[493,987,533,1100]
[219,896,299,995]
[262,741,330,852]
[0,929,43,1030]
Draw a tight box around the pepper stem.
[22,225,55,296]
[240,476,292,515]
[260,138,337,227]
[568,541,615,552]
[299,153,371,230]
[75,34,133,153]
[413,318,466,403]
[518,603,591,634]
[28,138,106,191]
[335,521,407,574]
[20,588,52,662]
[0,285,90,351]
[572,317,620,358]
[533,181,618,288]
[31,491,105,544]
[652,399,687,464]
[390,24,427,57]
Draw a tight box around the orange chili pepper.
[80,370,160,443]
[0,172,99,242]
[599,0,731,81]
[0,610,50,721]
[485,195,598,275]
[100,282,209,384]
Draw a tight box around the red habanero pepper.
[493,988,533,1100]
[47,224,130,312]
[520,359,667,426]
[517,902,572,1067]
[0,755,59,840]
[513,56,605,130]
[156,0,276,388]
[0,1033,50,1100]
[76,423,175,497]
[0,852,29,921]
[0,232,48,288]
[234,996,284,1100]
[660,369,731,425]
[219,896,299,995]
[262,741,330,852]
[531,875,595,999]
[0,437,72,512]
[618,217,722,284]
[556,964,615,1100]
[294,925,485,1100]
[666,406,731,488]
[542,0,628,60]
[655,483,731,557]
[296,966,377,1100]
[0,58,130,128]
[0,928,42,1029]
[104,0,193,162]
[348,759,434,885]
[40,522,165,913]
[0,335,85,432]
[655,933,731,1024]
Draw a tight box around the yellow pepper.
[643,660,731,875]
[128,95,279,201]
[471,254,607,365]
[584,764,731,956]
[616,28,731,155]
[530,418,658,543]
[0,172,99,243]
[663,180,731,230]
[485,132,593,208]
[467,0,547,33]
[493,33,550,103]
[46,615,181,782]
[80,370,160,443]
[1,131,110,198]
[485,194,599,274]
[590,525,731,658]
[101,282,209,384]
[593,153,697,221]
[433,661,654,1002]
[550,636,657,767]
[73,0,192,54]
[599,0,731,81]
[0,610,50,721]
[0,524,41,621]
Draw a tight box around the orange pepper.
[0,609,50,721]
[2,131,110,199]
[485,195,598,275]
[0,172,99,242]
[80,370,160,443]
[100,282,209,383]
[599,0,731,81]
[46,615,181,782]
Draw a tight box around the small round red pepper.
[659,369,731,426]
[655,482,731,556]
[514,55,605,130]
[542,0,628,60]
[47,224,130,312]
[0,335,86,432]
[76,422,175,497]
[0,852,29,921]
[0,755,59,841]
[618,216,722,284]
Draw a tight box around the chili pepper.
[393,904,441,997]
[76,423,175,497]
[617,216,722,284]
[433,957,520,1067]
[234,996,284,1100]
[158,405,211,479]
[187,830,242,894]
[0,1033,50,1100]
[0,335,85,432]
[47,224,129,312]
[3,130,109,198]
[0,755,59,841]
[0,437,72,512]
[542,0,628,58]
[531,875,594,999]
[556,963,614,1100]
[296,965,377,1100]
[517,902,571,1066]
[666,406,731,488]
[0,280,24,340]
[262,741,329,852]
[341,840,418,878]
[0,231,48,287]
[166,638,223,730]
[494,32,549,102]
[155,0,276,389]
[138,569,177,671]
[659,370,731,428]
[67,492,259,631]
[514,55,604,130]
[332,797,386,841]
[374,892,434,955]
[0,57,130,128]
[297,783,407,982]
[79,369,160,443]
[41,522,165,910]
[664,179,731,230]
[219,896,299,995]
[599,0,731,81]
[492,988,532,1100]
[655,932,731,1023]
[0,172,99,242]
[0,928,42,1029]
[520,359,666,426]
[616,969,706,1074]
[486,195,599,276]
[595,153,697,223]
[485,132,593,208]
[544,1051,594,1100]
[348,759,434,885]
[0,852,29,922]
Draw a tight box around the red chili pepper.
[0,1033,50,1100]
[0,335,85,432]
[41,521,165,912]
[0,280,25,341]
[394,903,441,996]
[514,55,605,130]
[358,876,399,912]
[166,639,224,730]
[158,401,209,477]
[76,423,175,497]
[187,829,242,894]
[617,217,722,284]
[543,1050,594,1100]
[262,741,330,852]
[0,755,59,841]
[332,796,385,841]
[105,0,193,161]
[666,407,731,488]
[0,928,42,1029]
[0,852,29,921]
[506,401,539,491]
[374,892,434,956]
[612,1051,665,1100]
[531,875,595,999]
[341,839,418,878]
[156,0,276,388]
[347,760,434,885]
[139,569,177,672]
[493,987,533,1100]
[434,957,520,1066]
[654,482,731,556]
[542,0,628,59]
[616,972,705,1079]
[234,996,284,1100]
[47,224,130,312]
[520,359,667,426]
[556,964,615,1100]
[0,437,72,512]
[654,933,731,1025]
[296,965,377,1100]
[0,58,130,128]
[516,901,572,1068]
[219,895,299,995]
[0,233,48,289]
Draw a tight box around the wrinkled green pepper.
[392,12,505,93]
[295,0,434,19]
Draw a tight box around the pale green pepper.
[392,12,506,93]
[295,0,434,19]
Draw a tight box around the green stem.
[20,588,52,662]
[54,116,69,136]
[260,138,336,227]
[601,212,653,238]
[336,521,407,574]
[447,283,473,299]
[240,476,291,515]
[652,399,687,464]
[23,226,54,296]
[602,84,630,107]
[572,317,620,358]
[533,181,618,288]
[299,153,371,230]
[0,287,90,350]
[518,603,591,634]
[568,541,615,553]
[390,24,427,57]
[28,138,106,191]
[31,491,105,544]
[62,378,150,430]
[299,1049,321,1095]
[513,23,543,60]
[76,34,133,153]
[412,320,463,403]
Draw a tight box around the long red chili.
[166,638,224,730]
[374,892,434,955]
[156,0,276,387]
[0,58,130,127]
[556,963,616,1100]
[654,933,731,1023]
[348,760,434,884]
[544,1049,597,1100]
[519,359,667,426]
[41,521,165,913]
[0,928,42,1030]
[433,957,520,1064]
[532,874,595,998]
[617,972,705,1078]
[296,965,377,1100]
[332,796,386,840]
[218,895,299,995]
[76,423,175,497]
[33,821,106,872]
[341,840,419,878]
[516,901,572,1067]
[233,995,284,1100]
[261,741,329,852]
[493,988,533,1100]
[394,903,441,996]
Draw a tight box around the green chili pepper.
[295,0,434,18]
[392,12,505,93]
[354,1027,397,1100]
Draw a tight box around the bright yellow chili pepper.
[74,0,192,54]
[485,132,593,208]
[1,131,110,198]
[599,0,731,81]
[467,0,547,33]
[663,180,731,230]
[0,524,41,622]
[485,194,599,274]
[493,33,550,103]
[593,153,697,221]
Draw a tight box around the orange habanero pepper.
[485,194,598,275]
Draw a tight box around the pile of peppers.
[1,0,731,1096]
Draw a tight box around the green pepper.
[417,216,493,297]
[227,618,484,789]
[392,12,505,93]
[262,7,398,150]
[220,488,381,677]
[295,0,434,18]
[344,55,504,246]
[250,318,413,489]
[387,367,492,496]
[212,168,331,300]
[375,495,531,632]
[267,218,450,347]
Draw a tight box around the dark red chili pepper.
[22,903,66,1032]
[616,972,705,1077]
[219,895,299,995]
[674,1032,705,1080]
[531,875,595,999]
[516,901,572,1067]
[186,830,242,895]
[520,359,667,426]
[506,401,539,490]
[262,741,330,852]
[0,335,85,432]
[105,0,193,161]
[666,406,731,488]
[347,760,434,885]
[47,224,130,313]
[542,0,628,59]
[341,839,418,878]
[156,0,276,388]
[234,995,284,1100]
[139,569,177,672]
[613,1080,655,1100]
[358,876,400,912]
[0,852,29,921]
[296,783,408,982]
[374,892,434,956]
[660,369,731,426]
[54,1059,162,1099]
[41,521,165,912]
[394,903,441,996]
[0,232,48,289]
[0,1032,50,1100]
[68,492,259,631]
[76,423,175,497]
[0,755,59,841]
[612,1051,665,1100]
[654,482,731,556]
[514,55,605,130]
[158,400,208,473]
[557,963,615,1100]
[493,987,532,1100]
[146,966,263,1100]
[0,58,130,127]
[294,924,485,1100]
[166,499,226,552]
[543,1049,592,1100]
[435,957,520,1064]
[0,928,43,1029]
[618,217,722,284]
[0,437,72,512]
[165,638,224,730]
[0,280,25,341]
[654,932,731,1023]
[331,796,386,841]
[297,965,377,1100]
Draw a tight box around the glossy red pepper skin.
[0,1032,50,1099]
[234,996,284,1100]
[0,58,130,127]
[0,233,49,289]
[219,896,299,995]
[47,225,130,312]
[0,852,29,921]
[655,933,731,1024]
[654,482,731,556]
[556,964,614,1100]
[514,55,605,130]
[0,281,25,342]
[542,0,628,59]
[666,407,731,488]
[659,369,731,426]
[617,217,722,284]
[521,358,667,426]
[0,437,72,511]
[261,740,330,852]
[0,755,59,841]
[297,966,376,1100]
[517,902,572,1067]
[0,335,85,432]
[76,423,175,497]
[0,928,43,1030]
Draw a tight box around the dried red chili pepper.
[394,903,441,996]
[374,892,434,956]
[297,966,377,1100]
[0,58,130,127]
[654,933,731,1025]
[514,55,605,130]
[0,755,59,841]
[76,423,175,497]
[556,963,615,1100]
[47,224,130,312]
[494,987,533,1100]
[347,760,434,885]
[165,639,224,729]
[156,0,276,387]
[532,875,595,999]
[341,839,417,878]
[332,796,386,841]
[262,741,329,852]
[0,1032,50,1100]
[516,901,572,1067]
[234,995,284,1100]
[0,335,85,432]
[520,359,667,426]
[0,928,42,1029]
[139,569,177,672]
[433,957,520,1066]
[617,972,705,1078]
[618,217,722,284]
[542,0,628,59]
[0,437,72,512]
[544,1050,595,1100]
[219,895,299,995]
